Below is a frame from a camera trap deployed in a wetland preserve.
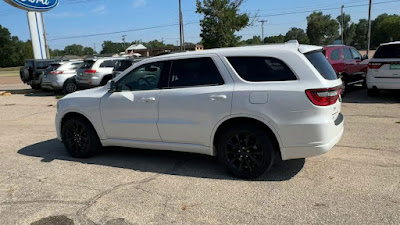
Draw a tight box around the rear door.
[157,55,233,147]
[371,44,400,78]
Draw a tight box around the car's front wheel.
[218,123,276,179]
[61,117,102,158]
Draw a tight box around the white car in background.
[41,61,83,94]
[56,41,344,179]
[367,41,400,96]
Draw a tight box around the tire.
[20,68,29,82]
[217,123,276,179]
[362,78,367,88]
[367,88,379,97]
[61,117,102,158]
[30,84,41,89]
[63,79,78,94]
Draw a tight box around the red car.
[323,45,369,88]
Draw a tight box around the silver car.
[41,61,83,94]
[76,57,128,89]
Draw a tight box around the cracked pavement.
[0,82,399,225]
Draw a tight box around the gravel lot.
[0,80,399,225]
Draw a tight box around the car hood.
[62,85,108,100]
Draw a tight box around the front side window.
[227,57,297,82]
[343,48,353,60]
[116,61,164,91]
[169,57,224,88]
[350,48,362,60]
[330,49,341,60]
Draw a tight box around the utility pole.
[259,20,267,43]
[94,43,96,53]
[179,0,185,51]
[367,0,373,57]
[41,13,50,58]
[341,5,344,44]
[122,35,127,53]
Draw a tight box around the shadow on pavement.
[18,139,305,181]
[343,85,400,104]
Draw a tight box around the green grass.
[396,122,400,124]
[0,71,19,77]
[0,67,20,77]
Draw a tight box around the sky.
[0,0,400,51]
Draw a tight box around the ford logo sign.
[3,0,59,12]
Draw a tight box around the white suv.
[56,42,344,179]
[367,41,400,96]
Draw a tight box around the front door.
[100,61,167,141]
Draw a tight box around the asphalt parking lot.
[0,80,399,225]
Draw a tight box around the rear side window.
[81,61,95,69]
[305,52,338,80]
[227,57,297,82]
[169,57,224,88]
[343,48,353,60]
[100,60,117,68]
[374,44,400,58]
[330,49,340,60]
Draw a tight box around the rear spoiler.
[285,40,323,54]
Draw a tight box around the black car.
[20,59,57,89]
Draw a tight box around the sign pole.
[27,11,47,59]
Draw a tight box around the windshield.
[305,51,338,80]
[374,44,400,58]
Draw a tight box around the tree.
[243,35,263,45]
[145,39,166,49]
[101,41,125,54]
[264,35,285,43]
[64,44,84,56]
[336,13,355,45]
[51,49,65,57]
[0,25,32,67]
[371,14,400,48]
[352,19,368,49]
[196,0,249,48]
[83,47,96,55]
[284,27,309,44]
[306,12,339,45]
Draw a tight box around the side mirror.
[362,54,368,60]
[109,80,116,93]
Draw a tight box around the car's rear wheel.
[218,123,275,179]
[61,117,102,158]
[63,79,78,94]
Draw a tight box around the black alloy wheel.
[218,123,275,179]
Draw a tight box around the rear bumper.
[76,75,101,88]
[280,113,344,160]
[367,76,400,90]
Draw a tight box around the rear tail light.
[84,70,97,74]
[49,71,63,75]
[306,86,342,106]
[368,63,383,69]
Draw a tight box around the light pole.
[341,5,344,44]
[179,0,185,51]
[259,20,267,43]
[367,0,372,57]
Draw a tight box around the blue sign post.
[3,0,59,59]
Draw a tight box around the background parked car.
[20,59,57,89]
[76,57,129,89]
[323,45,368,91]
[366,41,400,96]
[41,61,83,94]
[112,58,144,78]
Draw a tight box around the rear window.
[305,52,338,80]
[100,60,118,68]
[374,44,400,58]
[44,64,61,73]
[114,60,133,71]
[227,57,297,82]
[80,60,95,69]
[36,61,52,69]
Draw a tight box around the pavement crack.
[337,145,399,153]
[0,200,85,206]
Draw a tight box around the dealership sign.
[3,0,59,11]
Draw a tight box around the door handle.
[141,97,156,102]
[209,95,227,101]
